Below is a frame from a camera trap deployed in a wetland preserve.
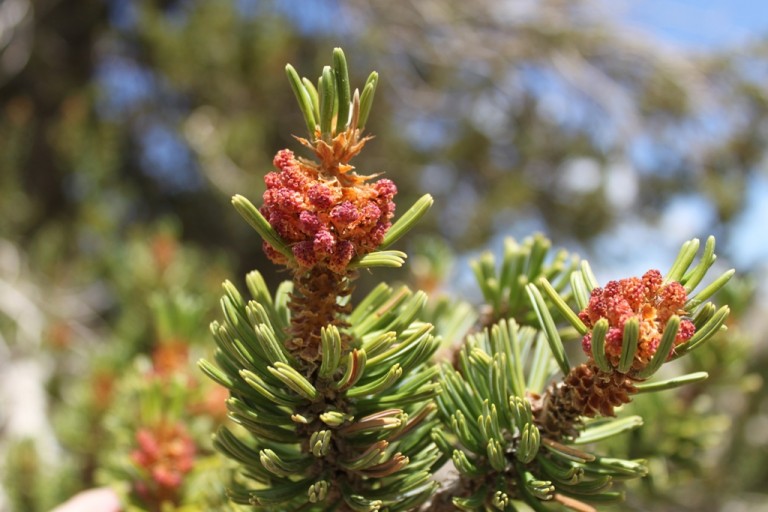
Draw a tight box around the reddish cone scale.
[579,269,696,371]
[260,148,396,274]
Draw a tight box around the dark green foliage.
[202,274,442,510]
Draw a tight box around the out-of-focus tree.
[340,0,768,253]
[0,0,766,510]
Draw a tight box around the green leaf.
[309,429,332,457]
[537,455,583,485]
[692,302,716,330]
[618,317,639,374]
[499,239,519,294]
[537,276,588,334]
[231,413,298,444]
[395,331,438,375]
[222,279,245,308]
[351,287,410,337]
[361,331,398,359]
[666,238,700,283]
[358,71,378,130]
[245,271,280,325]
[259,448,312,477]
[227,396,293,427]
[285,64,317,136]
[440,364,482,426]
[542,438,596,464]
[505,243,527,312]
[430,428,454,457]
[240,369,307,407]
[590,318,612,372]
[520,464,556,500]
[347,364,403,398]
[452,449,481,476]
[319,410,353,427]
[302,77,320,122]
[268,362,319,401]
[488,356,509,426]
[673,306,729,357]
[254,323,291,366]
[471,252,498,309]
[339,440,389,471]
[232,195,293,261]
[526,235,550,281]
[509,395,533,434]
[380,194,434,249]
[319,65,335,138]
[516,423,540,463]
[586,457,648,478]
[570,271,591,311]
[526,283,570,375]
[527,331,556,394]
[682,235,716,293]
[335,349,367,391]
[343,492,383,512]
[559,490,625,503]
[573,416,643,444]
[366,322,432,368]
[449,408,483,453]
[635,316,680,379]
[634,371,708,393]
[213,426,262,466]
[555,474,613,495]
[486,437,506,471]
[249,478,314,505]
[501,320,526,398]
[333,47,351,130]
[348,282,392,325]
[357,382,440,409]
[319,325,343,378]
[308,480,329,503]
[216,321,257,369]
[452,487,489,511]
[198,358,237,389]
[350,250,407,269]
[580,260,599,291]
[687,269,735,307]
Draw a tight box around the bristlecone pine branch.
[430,235,732,511]
[200,49,440,511]
[200,48,735,512]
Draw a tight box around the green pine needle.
[358,71,378,131]
[590,319,612,373]
[380,194,434,249]
[319,65,336,139]
[285,64,317,136]
[618,317,639,374]
[634,371,709,393]
[232,195,293,261]
[333,47,351,130]
[537,276,588,335]
[526,283,570,375]
[635,316,680,379]
[573,416,644,445]
[349,250,407,269]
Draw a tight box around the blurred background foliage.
[0,0,766,510]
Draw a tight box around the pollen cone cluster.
[534,269,697,438]
[260,147,396,275]
[579,269,695,371]
[202,49,440,511]
[260,133,396,363]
